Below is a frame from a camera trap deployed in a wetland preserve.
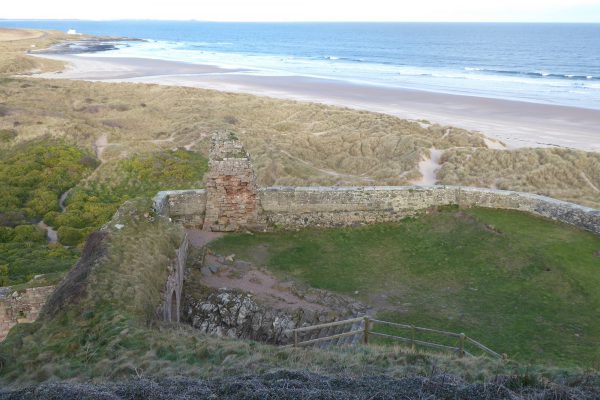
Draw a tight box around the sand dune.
[35,54,600,152]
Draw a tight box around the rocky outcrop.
[183,289,297,344]
[182,286,367,345]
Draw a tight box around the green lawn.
[209,207,600,367]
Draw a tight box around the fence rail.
[287,316,504,360]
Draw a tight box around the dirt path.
[200,262,331,312]
[94,133,108,161]
[186,228,340,313]
[186,229,224,248]
[37,221,58,243]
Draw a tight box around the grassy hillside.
[210,207,600,367]
[1,200,595,393]
[0,200,510,385]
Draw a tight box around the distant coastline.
[3,20,600,110]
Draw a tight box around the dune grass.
[0,29,67,75]
[209,207,600,368]
[438,148,600,209]
[1,75,598,209]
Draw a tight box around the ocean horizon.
[3,20,600,109]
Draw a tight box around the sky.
[2,0,600,22]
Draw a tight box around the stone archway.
[170,290,178,323]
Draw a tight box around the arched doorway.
[170,290,178,323]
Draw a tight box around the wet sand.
[35,54,600,152]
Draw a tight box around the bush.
[0,142,97,221]
[12,225,45,243]
[51,149,207,245]
[57,226,92,246]
[0,227,15,243]
[0,242,79,285]
[0,265,8,286]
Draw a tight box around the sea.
[2,20,600,109]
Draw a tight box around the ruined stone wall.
[0,286,55,341]
[202,133,263,232]
[154,189,207,228]
[155,185,600,236]
[259,186,600,235]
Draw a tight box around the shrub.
[12,225,45,243]
[0,227,15,243]
[0,265,9,286]
[57,226,91,246]
[0,142,97,220]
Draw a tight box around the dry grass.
[438,148,600,209]
[0,29,67,75]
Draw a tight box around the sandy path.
[581,172,600,193]
[412,148,443,186]
[94,133,108,161]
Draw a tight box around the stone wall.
[0,286,55,341]
[161,234,189,323]
[155,185,600,236]
[154,189,207,228]
[202,132,263,232]
[260,186,600,235]
[259,186,600,235]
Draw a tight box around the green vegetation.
[0,142,97,225]
[45,149,208,244]
[0,201,576,387]
[0,141,206,283]
[209,207,600,367]
[0,142,95,284]
[0,242,79,285]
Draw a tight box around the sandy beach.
[36,54,600,152]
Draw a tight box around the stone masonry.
[202,132,263,232]
[0,286,55,341]
[155,185,600,237]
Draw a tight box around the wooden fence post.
[363,316,370,345]
[459,333,465,358]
